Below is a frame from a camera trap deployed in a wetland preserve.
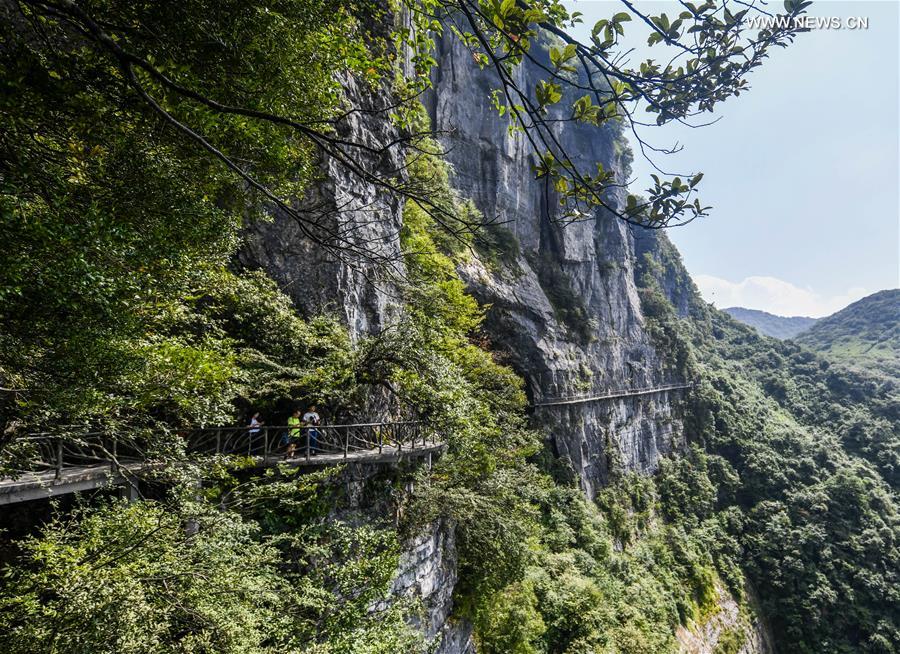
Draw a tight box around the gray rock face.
[427,33,685,497]
[238,75,405,340]
[242,32,686,495]
[391,520,474,654]
[675,584,773,654]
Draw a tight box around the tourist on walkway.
[285,409,302,458]
[248,412,263,435]
[248,411,263,453]
[303,405,321,456]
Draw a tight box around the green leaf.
[536,80,562,106]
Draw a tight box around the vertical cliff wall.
[238,76,407,340]
[390,520,475,654]
[425,33,686,498]
[240,25,688,498]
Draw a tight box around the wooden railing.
[1,421,437,482]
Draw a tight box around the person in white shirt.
[248,411,263,435]
[247,411,263,453]
[302,407,320,425]
[303,405,321,455]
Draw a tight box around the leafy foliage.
[0,4,873,654]
[402,0,808,227]
[469,477,747,654]
[1,500,289,653]
[0,477,425,653]
[0,0,379,431]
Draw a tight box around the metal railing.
[531,382,695,408]
[184,421,433,462]
[1,432,138,480]
[1,421,438,482]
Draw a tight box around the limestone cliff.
[240,24,688,498]
[390,520,474,654]
[426,33,686,498]
[239,75,406,339]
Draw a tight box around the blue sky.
[563,0,899,316]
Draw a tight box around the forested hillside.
[3,1,896,654]
[797,290,900,378]
[637,232,900,653]
[723,307,817,339]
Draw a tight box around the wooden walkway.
[0,422,443,505]
[1,384,695,504]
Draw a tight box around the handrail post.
[216,431,221,454]
[55,439,63,479]
[305,429,310,462]
[343,427,348,459]
[263,427,269,461]
[111,435,118,472]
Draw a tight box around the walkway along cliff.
[243,35,690,502]
[236,24,763,654]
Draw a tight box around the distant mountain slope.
[796,289,900,377]
[723,307,818,339]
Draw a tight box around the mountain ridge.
[796,289,900,377]
[723,306,818,339]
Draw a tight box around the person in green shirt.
[285,409,301,458]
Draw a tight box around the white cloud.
[693,274,869,318]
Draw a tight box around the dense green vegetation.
[467,470,753,654]
[0,469,429,653]
[796,289,900,378]
[0,2,528,650]
[637,234,900,654]
[0,0,384,432]
[723,307,817,340]
[0,130,737,654]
